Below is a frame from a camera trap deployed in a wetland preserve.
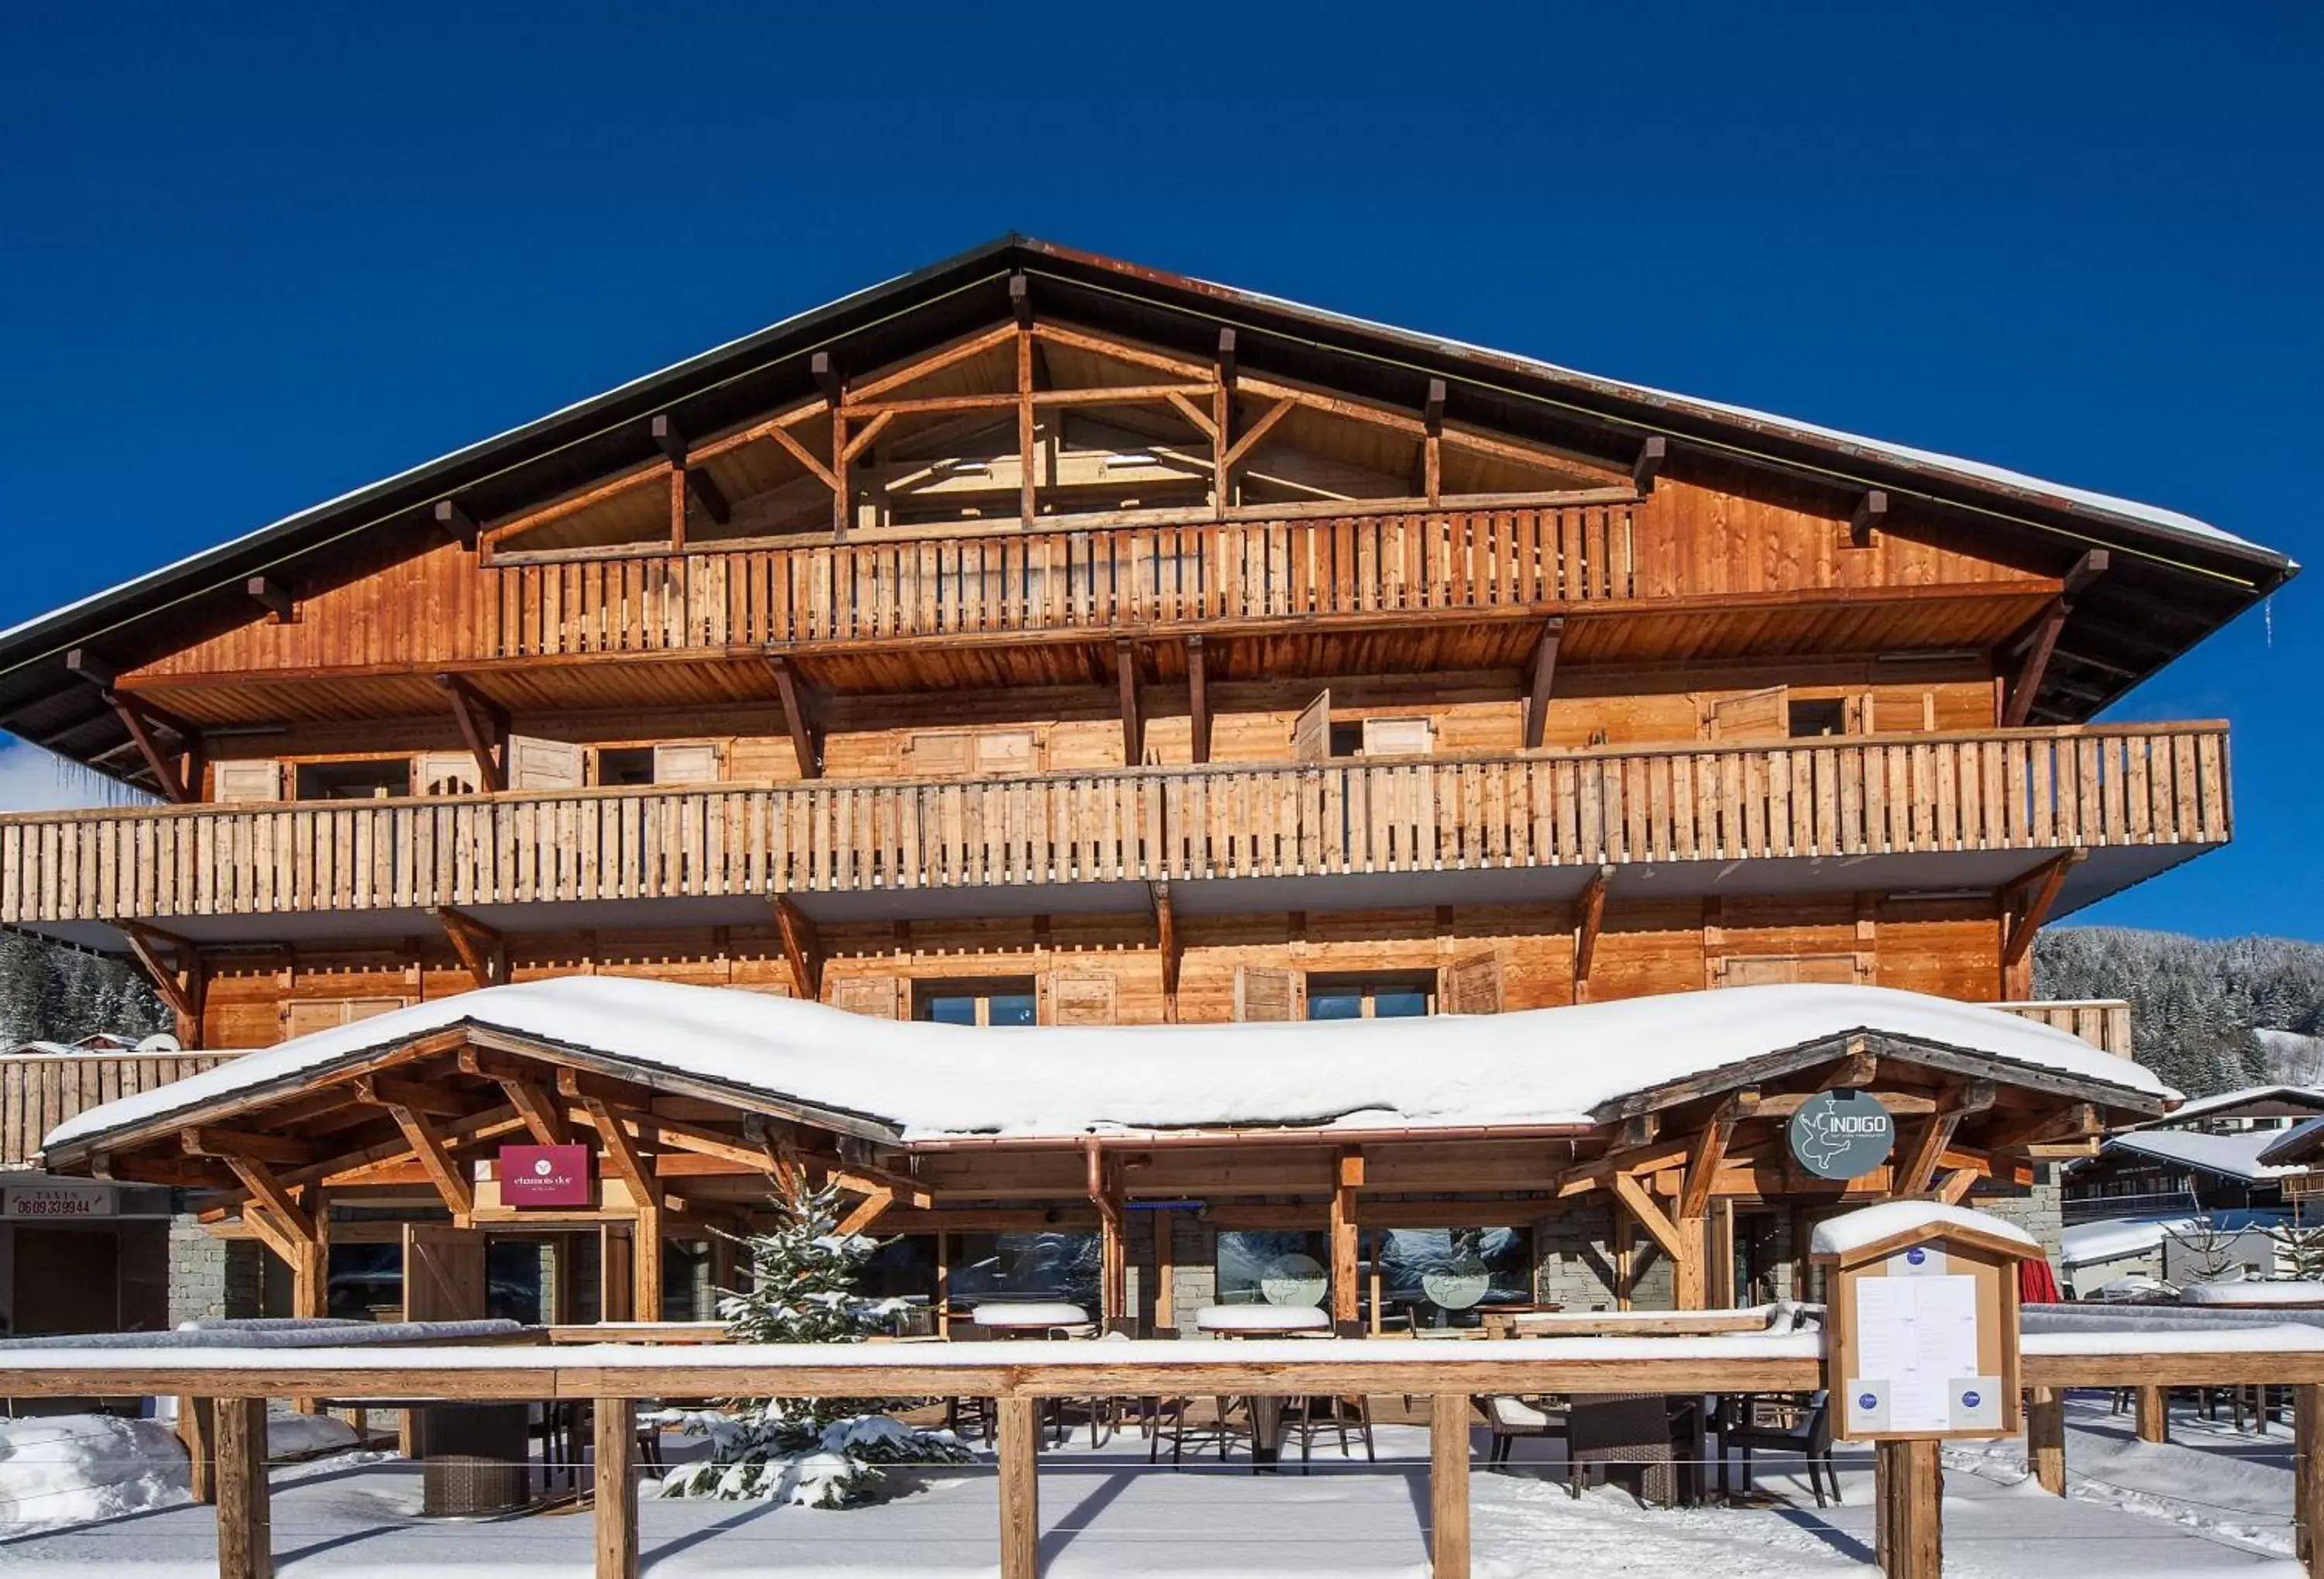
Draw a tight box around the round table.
[1195,1304,1333,1468]
[969,1302,1092,1336]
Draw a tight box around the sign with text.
[1788,1090,1895,1180]
[4,1183,115,1219]
[499,1144,593,1208]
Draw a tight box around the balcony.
[0,1048,242,1167]
[482,499,1635,658]
[0,723,2227,947]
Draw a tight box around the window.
[1787,698,1848,738]
[947,1231,1099,1312]
[915,977,1038,1027]
[908,729,1039,778]
[1306,972,1435,1020]
[294,759,409,800]
[596,745,718,786]
[1217,1230,1330,1308]
[1370,1226,1532,1330]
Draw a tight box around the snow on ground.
[0,1413,190,1533]
[0,1405,2307,1575]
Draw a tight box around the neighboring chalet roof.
[2123,1084,2324,1131]
[2060,1214,2199,1270]
[0,236,2298,784]
[2260,1116,2324,1169]
[40,979,2173,1164]
[2095,1127,2304,1185]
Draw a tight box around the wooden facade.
[0,239,2289,1327]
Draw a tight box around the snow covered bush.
[653,1176,968,1508]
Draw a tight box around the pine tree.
[655,1176,968,1508]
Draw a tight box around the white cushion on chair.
[1487,1395,1553,1429]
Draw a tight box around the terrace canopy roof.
[43,979,2171,1172]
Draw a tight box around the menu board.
[1841,1252,2002,1435]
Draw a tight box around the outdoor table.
[968,1302,1092,1337]
[1195,1304,1332,1471]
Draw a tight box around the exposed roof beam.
[1850,490,1890,548]
[1631,435,1667,495]
[244,577,294,624]
[431,500,480,550]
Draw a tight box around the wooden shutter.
[974,730,1039,774]
[507,735,586,790]
[212,760,281,803]
[1041,971,1119,1026]
[281,996,410,1041]
[1717,954,1861,988]
[1707,686,1788,742]
[401,1224,487,1321]
[909,731,975,777]
[652,743,721,785]
[1441,951,1504,1015]
[833,975,904,1018]
[1234,965,1304,1021]
[1362,716,1434,757]
[414,752,480,797]
[1291,690,1332,762]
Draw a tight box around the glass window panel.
[1371,987,1432,1018]
[1215,1230,1331,1306]
[487,1238,547,1326]
[1308,992,1362,1021]
[325,1243,401,1322]
[988,992,1037,1027]
[947,1232,1100,1314]
[1371,1226,1531,1330]
[922,995,979,1026]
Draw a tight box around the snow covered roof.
[42,978,2174,1159]
[2260,1116,2324,1169]
[2125,1084,2324,1130]
[2099,1127,2305,1184]
[1808,1202,2040,1260]
[2059,1215,2203,1269]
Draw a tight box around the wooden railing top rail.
[483,488,1643,568]
[0,721,2233,829]
[2,1328,2322,1398]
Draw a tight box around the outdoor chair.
[1150,1395,1254,1465]
[1566,1392,1698,1507]
[1482,1394,1565,1471]
[1714,1391,1838,1508]
[1283,1392,1376,1471]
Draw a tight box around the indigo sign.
[500,1143,593,1208]
[1788,1090,1894,1180]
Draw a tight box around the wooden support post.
[1430,1391,1471,1579]
[1150,881,1180,1023]
[428,903,504,989]
[1088,1141,1126,1330]
[1186,635,1211,765]
[2027,1386,2066,1496]
[1153,1208,1175,1333]
[2135,1384,2168,1444]
[105,691,192,802]
[2002,849,2085,971]
[122,923,204,1048]
[1211,329,1235,519]
[767,655,821,779]
[1873,1437,1942,1578]
[1421,379,1446,506]
[1115,638,1143,766]
[1573,865,1611,1003]
[595,1396,638,1579]
[215,1395,272,1579]
[1332,1149,1363,1333]
[1521,618,1563,751]
[178,1395,216,1504]
[1014,274,1037,526]
[772,896,822,1000]
[2296,1382,2322,1572]
[999,1394,1040,1579]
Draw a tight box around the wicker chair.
[1715,1392,1838,1508]
[1482,1395,1564,1471]
[1566,1392,1696,1507]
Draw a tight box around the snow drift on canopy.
[45,978,2173,1152]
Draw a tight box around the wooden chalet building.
[0,237,2295,1331]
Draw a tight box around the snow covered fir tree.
[655,1175,968,1508]
[2035,928,2324,1096]
[0,931,167,1048]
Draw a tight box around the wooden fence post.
[1873,1438,1941,1579]
[213,1396,270,1579]
[178,1395,216,1505]
[595,1398,638,1579]
[2135,1384,2168,1444]
[999,1395,1039,1579]
[2027,1386,2066,1496]
[2297,1383,2322,1575]
[1430,1392,1471,1579]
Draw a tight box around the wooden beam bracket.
[766,655,822,779]
[432,673,509,792]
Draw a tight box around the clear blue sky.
[1,4,2315,939]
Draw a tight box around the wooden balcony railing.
[1,1049,242,1166]
[484,500,1635,656]
[0,723,2227,927]
[1992,999,2135,1058]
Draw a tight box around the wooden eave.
[0,236,2293,791]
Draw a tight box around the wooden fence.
[2,1333,2320,1579]
[1991,999,2136,1057]
[0,723,2229,926]
[0,1049,241,1167]
[484,501,1635,655]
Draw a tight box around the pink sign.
[500,1144,594,1208]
